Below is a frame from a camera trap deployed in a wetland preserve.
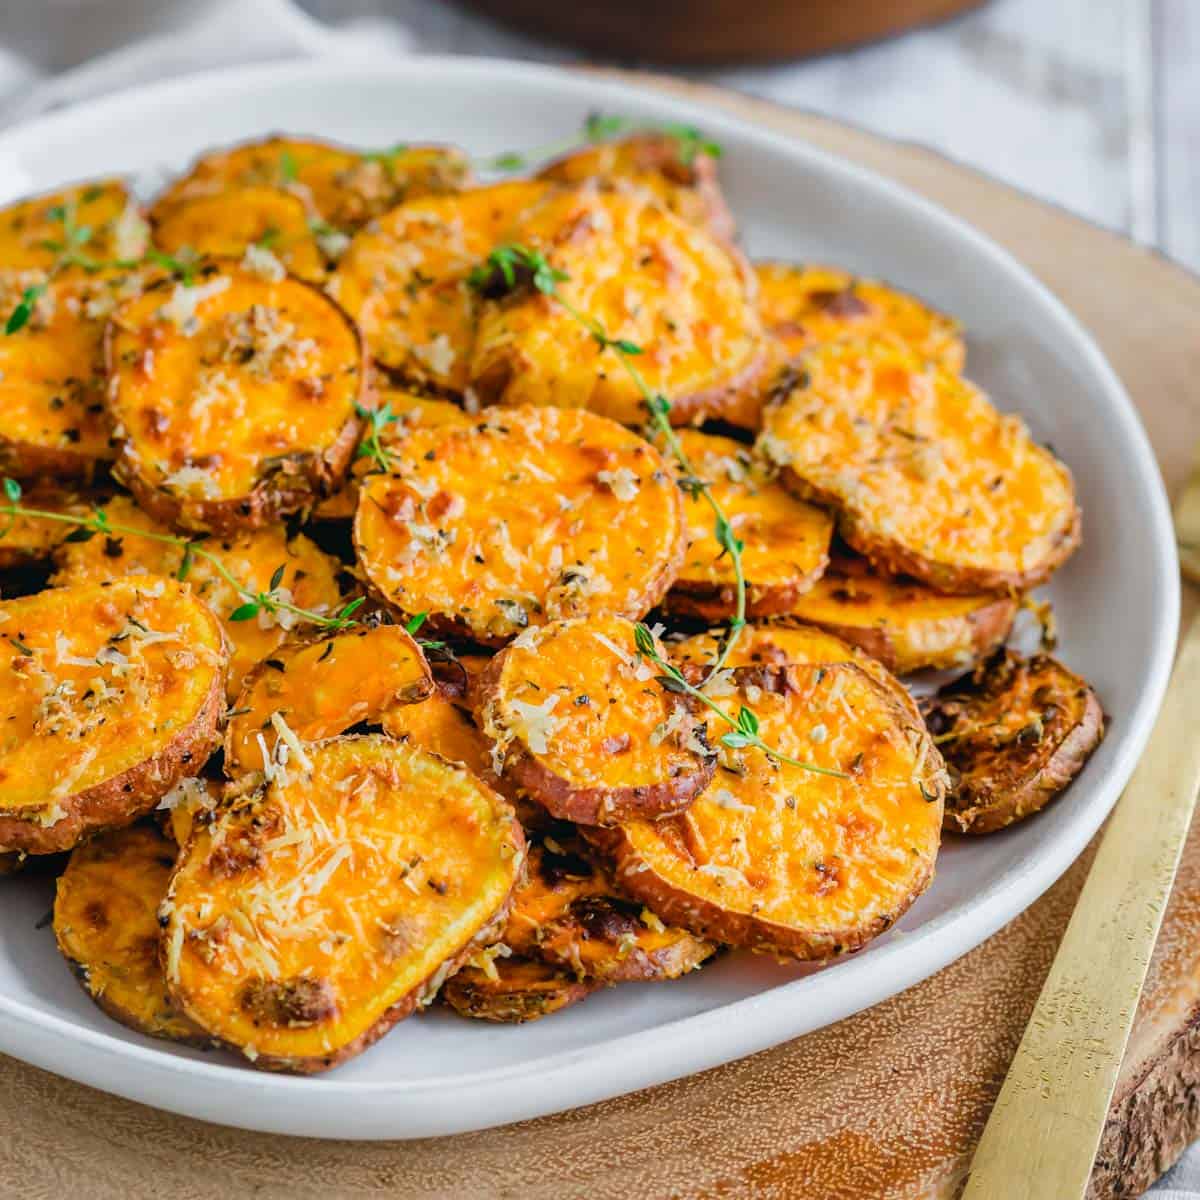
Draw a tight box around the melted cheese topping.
[225,625,433,774]
[0,576,225,820]
[107,264,362,506]
[163,735,522,1063]
[380,689,494,778]
[332,181,549,392]
[0,180,145,268]
[471,187,763,425]
[670,429,832,607]
[152,187,326,283]
[759,337,1078,583]
[618,664,943,948]
[354,406,684,643]
[54,823,204,1042]
[152,137,473,233]
[51,495,341,698]
[481,616,711,792]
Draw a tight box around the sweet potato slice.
[380,686,495,779]
[354,406,685,645]
[537,134,734,241]
[477,616,716,825]
[0,487,93,569]
[0,179,146,269]
[923,650,1104,834]
[54,823,209,1044]
[786,553,1017,674]
[225,622,433,775]
[330,181,550,393]
[106,261,366,533]
[151,187,326,283]
[0,576,227,854]
[442,957,596,1023]
[663,430,832,620]
[152,136,473,234]
[594,663,946,957]
[470,186,764,426]
[162,735,524,1072]
[51,495,343,699]
[759,337,1081,593]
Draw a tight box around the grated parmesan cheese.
[597,466,640,501]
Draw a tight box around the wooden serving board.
[4,74,1200,1200]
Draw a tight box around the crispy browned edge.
[104,268,369,535]
[352,420,688,649]
[0,624,226,855]
[935,658,1106,835]
[442,959,598,1023]
[0,440,108,485]
[476,649,716,827]
[800,592,1019,675]
[585,663,946,958]
[661,550,831,624]
[781,468,1083,594]
[163,750,527,1074]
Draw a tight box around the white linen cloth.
[0,2,1191,1194]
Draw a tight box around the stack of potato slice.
[0,128,1102,1071]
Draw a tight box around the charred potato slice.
[538,134,734,241]
[596,663,945,957]
[106,262,366,533]
[330,181,550,393]
[759,337,1080,593]
[0,266,148,480]
[470,187,764,426]
[442,957,596,1023]
[225,622,433,775]
[786,553,1017,674]
[924,650,1104,834]
[354,406,685,645]
[478,616,716,825]
[0,179,146,269]
[152,136,473,232]
[0,576,227,854]
[54,823,209,1044]
[51,495,342,699]
[664,430,832,620]
[152,187,326,283]
[162,735,524,1072]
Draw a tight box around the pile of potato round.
[0,132,1101,1072]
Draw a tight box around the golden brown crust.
[785,553,1017,674]
[0,576,227,854]
[54,823,211,1045]
[924,650,1105,834]
[442,957,597,1023]
[759,337,1081,593]
[478,617,716,826]
[105,261,367,534]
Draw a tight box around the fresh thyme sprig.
[632,624,848,779]
[355,400,400,473]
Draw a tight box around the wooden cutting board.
[3,73,1200,1200]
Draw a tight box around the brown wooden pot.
[455,0,987,64]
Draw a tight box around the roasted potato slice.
[538,133,734,241]
[162,735,524,1072]
[0,179,146,269]
[54,823,209,1044]
[51,495,343,699]
[442,957,596,1023]
[0,487,94,569]
[924,650,1104,834]
[151,136,473,232]
[477,616,716,825]
[330,181,550,393]
[663,430,832,620]
[0,266,149,480]
[106,261,366,533]
[759,337,1081,593]
[470,187,764,426]
[594,663,946,957]
[0,576,226,854]
[152,187,326,283]
[354,406,685,645]
[786,553,1017,674]
[380,686,494,778]
[225,622,433,775]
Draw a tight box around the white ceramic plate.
[0,58,1178,1141]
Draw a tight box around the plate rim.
[0,54,1180,1139]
